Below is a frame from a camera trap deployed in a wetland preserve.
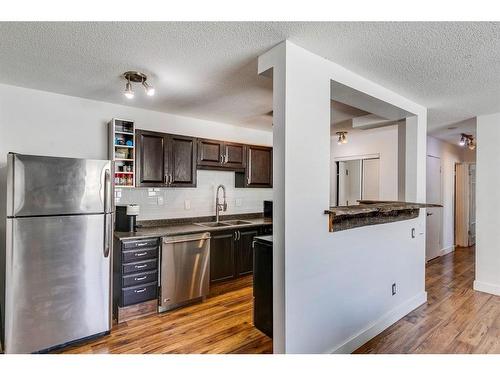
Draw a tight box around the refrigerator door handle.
[104,213,112,258]
[103,167,112,213]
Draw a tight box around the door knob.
[427,212,433,216]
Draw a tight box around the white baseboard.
[439,246,455,257]
[330,291,428,354]
[474,280,500,296]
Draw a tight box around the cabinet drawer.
[121,282,158,306]
[122,238,159,250]
[122,247,158,263]
[122,258,158,274]
[122,270,158,288]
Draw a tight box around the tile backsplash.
[115,170,273,221]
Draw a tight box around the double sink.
[194,220,252,228]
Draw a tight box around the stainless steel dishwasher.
[159,232,210,312]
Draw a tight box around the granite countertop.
[115,216,272,241]
[254,235,273,245]
[324,200,442,232]
[324,200,442,217]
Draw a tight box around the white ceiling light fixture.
[336,131,348,145]
[142,80,155,96]
[123,71,155,99]
[124,78,134,99]
[459,134,466,146]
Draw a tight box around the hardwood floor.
[355,246,500,354]
[57,246,495,354]
[57,275,272,354]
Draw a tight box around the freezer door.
[4,215,111,353]
[7,153,112,217]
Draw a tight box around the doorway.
[426,155,442,261]
[455,162,476,247]
[333,156,380,206]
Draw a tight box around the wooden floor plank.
[59,246,495,354]
[355,246,500,354]
[57,275,272,354]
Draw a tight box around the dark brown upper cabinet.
[236,145,272,188]
[136,129,196,188]
[169,134,197,187]
[197,139,246,170]
[197,139,223,168]
[223,142,246,169]
[136,130,167,187]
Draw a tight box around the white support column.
[474,113,500,295]
[258,43,287,354]
[259,41,427,354]
[405,115,427,203]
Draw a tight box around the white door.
[469,163,476,246]
[338,160,362,206]
[426,156,442,261]
[362,158,380,200]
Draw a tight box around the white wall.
[259,41,427,354]
[330,125,399,204]
[0,84,272,300]
[117,170,272,220]
[426,136,475,255]
[474,113,500,296]
[0,83,272,222]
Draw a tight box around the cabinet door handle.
[134,288,146,293]
[135,264,147,269]
[135,252,147,257]
[134,276,147,281]
[220,154,224,164]
[164,175,167,184]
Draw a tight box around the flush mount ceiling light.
[336,131,348,145]
[459,133,476,150]
[122,71,155,99]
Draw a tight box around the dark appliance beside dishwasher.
[253,235,273,338]
[263,200,272,219]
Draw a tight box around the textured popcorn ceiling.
[0,22,498,132]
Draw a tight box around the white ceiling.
[428,117,477,145]
[1,22,499,133]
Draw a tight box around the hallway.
[355,246,500,353]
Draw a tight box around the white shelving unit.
[108,118,136,188]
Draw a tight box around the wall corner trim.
[330,291,428,354]
[473,280,500,296]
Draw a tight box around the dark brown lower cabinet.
[237,229,259,276]
[210,227,263,283]
[113,237,160,323]
[210,230,236,283]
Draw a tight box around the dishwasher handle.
[162,232,211,244]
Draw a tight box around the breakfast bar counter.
[324,200,442,232]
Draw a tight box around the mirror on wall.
[331,157,380,206]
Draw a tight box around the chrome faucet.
[215,184,227,222]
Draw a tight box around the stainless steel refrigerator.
[3,153,113,353]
